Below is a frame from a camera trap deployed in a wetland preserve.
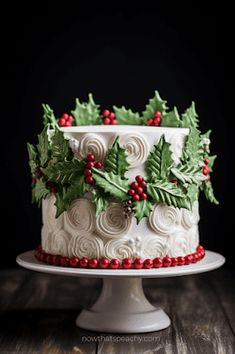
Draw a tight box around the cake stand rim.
[16,250,225,278]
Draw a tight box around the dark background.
[1,6,232,267]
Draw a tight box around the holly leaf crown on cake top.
[27,91,218,223]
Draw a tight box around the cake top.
[27,91,218,223]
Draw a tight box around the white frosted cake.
[28,92,218,269]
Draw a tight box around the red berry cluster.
[47,181,58,194]
[58,113,74,127]
[128,175,147,202]
[147,111,161,126]
[102,109,117,125]
[35,245,205,269]
[84,154,103,184]
[202,157,210,181]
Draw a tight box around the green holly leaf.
[146,135,173,181]
[37,125,50,167]
[27,143,38,174]
[34,179,50,206]
[113,106,142,125]
[142,91,168,121]
[133,199,153,224]
[43,158,84,185]
[104,137,129,176]
[207,155,217,173]
[64,175,88,206]
[186,184,199,206]
[71,93,100,125]
[201,181,219,205]
[50,128,73,162]
[171,165,206,186]
[161,107,181,127]
[180,102,199,129]
[55,188,67,218]
[182,127,204,164]
[92,189,109,216]
[147,180,189,209]
[42,103,58,129]
[92,168,129,201]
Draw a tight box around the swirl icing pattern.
[165,230,188,257]
[64,198,95,236]
[187,226,199,253]
[68,234,103,258]
[140,234,167,259]
[182,201,200,230]
[149,203,181,236]
[42,194,63,231]
[104,238,135,260]
[96,203,132,238]
[167,133,187,166]
[78,133,107,161]
[42,228,71,256]
[119,133,149,168]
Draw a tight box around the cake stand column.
[76,277,170,333]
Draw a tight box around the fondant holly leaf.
[92,168,129,201]
[133,199,153,224]
[104,137,129,176]
[180,102,199,129]
[182,128,203,164]
[113,106,142,125]
[171,165,206,186]
[42,103,58,129]
[161,107,181,127]
[186,184,199,206]
[27,143,38,174]
[142,91,168,121]
[43,158,84,185]
[147,180,189,209]
[37,125,50,167]
[55,188,67,217]
[201,181,219,204]
[92,189,109,216]
[71,93,100,125]
[64,175,88,206]
[34,179,50,206]
[207,155,217,173]
[146,135,173,181]
[50,128,73,162]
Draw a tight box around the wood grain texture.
[0,268,234,354]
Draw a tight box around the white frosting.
[104,238,135,260]
[140,234,167,259]
[68,234,103,259]
[96,203,132,238]
[78,133,107,161]
[167,132,187,166]
[149,203,181,236]
[69,138,80,154]
[119,133,150,168]
[64,198,95,236]
[181,201,200,230]
[42,228,71,256]
[42,194,63,231]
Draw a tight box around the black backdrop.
[1,7,232,267]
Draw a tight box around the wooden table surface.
[0,267,235,354]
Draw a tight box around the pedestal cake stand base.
[16,250,225,333]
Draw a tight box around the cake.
[28,91,218,269]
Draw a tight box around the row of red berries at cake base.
[34,245,205,269]
[58,110,162,126]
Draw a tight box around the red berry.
[192,253,199,263]
[46,254,53,265]
[202,166,210,175]
[87,154,95,162]
[204,158,209,165]
[59,118,66,126]
[70,256,79,267]
[122,258,132,269]
[154,111,161,118]
[85,176,94,184]
[184,255,193,265]
[94,162,103,169]
[139,180,147,188]
[111,119,117,125]
[84,169,92,176]
[99,257,109,269]
[197,245,204,252]
[140,193,147,200]
[103,118,111,125]
[147,118,153,126]
[177,256,185,266]
[143,259,153,269]
[52,255,61,266]
[32,177,37,185]
[133,194,140,202]
[62,113,69,119]
[50,186,58,194]
[80,257,89,268]
[153,117,160,126]
[65,121,72,127]
[103,109,110,117]
[135,175,143,183]
[163,256,172,267]
[60,256,70,267]
[134,258,143,269]
[67,115,73,123]
[171,257,178,266]
[110,258,120,269]
[86,161,95,168]
[128,189,135,196]
[89,258,98,269]
[109,112,115,119]
[35,166,43,178]
[153,257,163,268]
[197,251,203,260]
[131,181,139,189]
[136,186,143,195]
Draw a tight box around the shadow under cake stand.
[16,250,225,333]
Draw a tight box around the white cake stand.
[16,250,225,333]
